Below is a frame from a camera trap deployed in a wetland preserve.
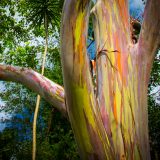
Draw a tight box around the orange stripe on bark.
[117,0,129,29]
[117,51,122,77]
[78,39,83,64]
[113,97,118,124]
[115,34,122,80]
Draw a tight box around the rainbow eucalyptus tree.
[61,0,160,159]
[0,0,160,159]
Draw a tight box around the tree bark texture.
[61,0,160,159]
[0,64,67,117]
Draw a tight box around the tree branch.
[0,64,67,117]
[138,0,160,61]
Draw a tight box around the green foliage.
[148,49,160,159]
[3,45,38,68]
[18,0,64,32]
[148,97,160,159]
[0,5,28,53]
[36,110,80,160]
[0,106,79,160]
[147,50,160,159]
[149,50,160,88]
[0,128,19,160]
[0,1,78,159]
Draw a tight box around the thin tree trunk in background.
[32,12,48,160]
[61,0,160,159]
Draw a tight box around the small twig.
[97,49,119,71]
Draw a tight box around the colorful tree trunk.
[61,0,160,159]
[0,0,159,159]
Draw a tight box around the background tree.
[20,0,64,159]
